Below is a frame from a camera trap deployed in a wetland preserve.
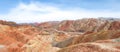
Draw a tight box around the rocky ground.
[0,18,120,52]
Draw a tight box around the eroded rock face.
[55,18,110,32]
[37,18,120,32]
[0,24,41,52]
[0,18,120,52]
[70,30,120,45]
[22,34,60,52]
[58,38,120,52]
[35,21,60,29]
[109,21,120,30]
[58,20,75,31]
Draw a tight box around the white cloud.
[0,2,120,23]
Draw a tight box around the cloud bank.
[0,2,120,23]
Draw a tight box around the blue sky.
[0,0,120,23]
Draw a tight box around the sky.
[0,0,120,23]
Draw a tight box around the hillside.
[0,18,120,52]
